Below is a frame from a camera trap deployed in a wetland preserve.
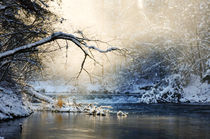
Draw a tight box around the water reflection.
[1,104,210,139]
[0,118,24,139]
[20,112,210,139]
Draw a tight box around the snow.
[0,87,32,120]
[26,87,54,103]
[100,74,210,104]
[86,83,102,93]
[117,111,128,117]
[30,80,106,94]
[32,100,112,116]
[29,80,77,93]
[137,75,210,104]
[137,75,209,104]
[181,75,210,103]
[84,45,119,53]
[29,74,209,105]
[207,59,210,67]
[205,69,210,75]
[0,4,6,10]
[0,74,208,121]
[0,32,118,59]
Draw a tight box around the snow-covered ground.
[30,80,77,93]
[181,75,210,103]
[0,74,209,120]
[0,86,32,120]
[29,74,210,105]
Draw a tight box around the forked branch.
[0,32,120,60]
[0,32,121,77]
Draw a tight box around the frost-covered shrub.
[139,74,183,104]
[155,74,183,103]
[111,50,174,94]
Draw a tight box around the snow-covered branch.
[24,85,54,103]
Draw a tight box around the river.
[0,103,210,139]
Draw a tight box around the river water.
[1,103,210,139]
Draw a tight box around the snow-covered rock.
[117,111,128,117]
[0,86,32,120]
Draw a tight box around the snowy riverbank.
[1,74,209,121]
[30,75,210,104]
[0,85,32,120]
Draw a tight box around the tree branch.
[0,32,120,60]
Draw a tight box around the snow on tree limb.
[0,32,120,60]
[24,85,54,103]
[0,4,7,10]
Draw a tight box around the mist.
[39,0,209,92]
[1,0,210,136]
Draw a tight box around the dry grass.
[56,97,63,108]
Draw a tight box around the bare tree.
[0,0,121,102]
[0,0,57,83]
[0,32,120,77]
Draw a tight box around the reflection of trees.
[0,118,24,138]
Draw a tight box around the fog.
[41,0,208,89]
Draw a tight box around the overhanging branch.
[0,32,120,60]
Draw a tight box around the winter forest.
[0,0,210,139]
